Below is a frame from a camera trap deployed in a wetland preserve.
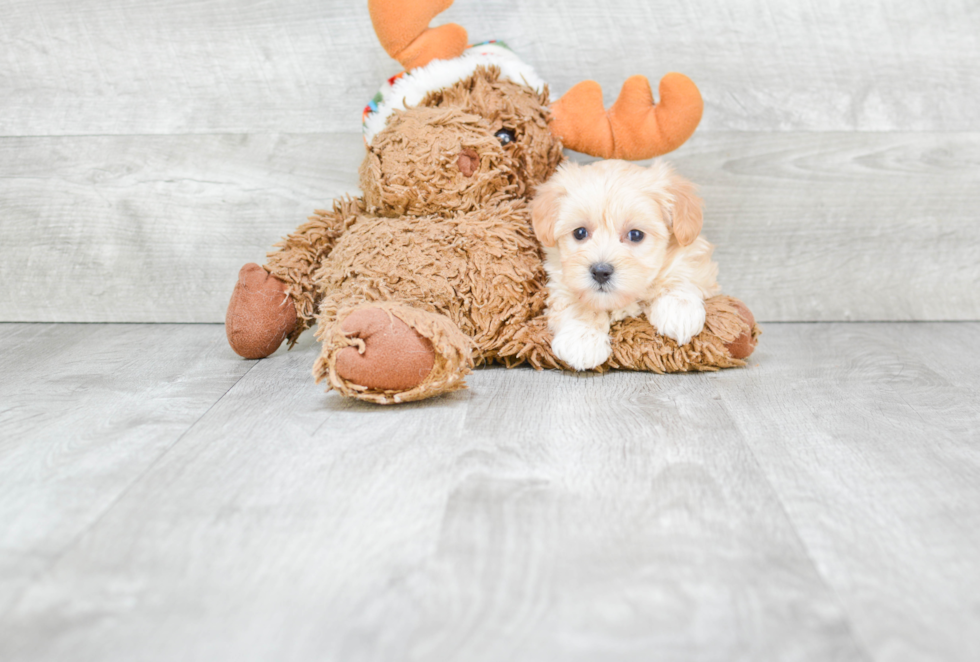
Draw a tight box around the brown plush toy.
[225,0,760,404]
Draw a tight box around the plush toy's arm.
[264,196,364,345]
[226,197,363,359]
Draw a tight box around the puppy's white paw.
[552,323,612,371]
[648,293,706,346]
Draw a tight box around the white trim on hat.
[363,42,546,144]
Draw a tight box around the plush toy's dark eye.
[627,229,645,243]
[494,128,516,145]
[572,227,589,241]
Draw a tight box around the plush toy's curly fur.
[228,66,759,404]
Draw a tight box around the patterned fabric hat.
[362,41,546,145]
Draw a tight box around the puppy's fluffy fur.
[531,160,720,370]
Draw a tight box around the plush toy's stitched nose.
[457,148,479,177]
[590,262,614,284]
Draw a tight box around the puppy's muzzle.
[590,262,614,285]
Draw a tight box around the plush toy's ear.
[530,178,567,248]
[663,171,704,247]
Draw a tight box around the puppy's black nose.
[590,262,614,285]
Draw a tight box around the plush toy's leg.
[604,295,760,372]
[314,303,474,404]
[721,299,758,360]
[496,295,759,372]
[225,198,362,359]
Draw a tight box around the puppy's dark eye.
[627,229,645,243]
[494,128,516,145]
[572,227,589,241]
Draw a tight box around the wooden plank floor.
[1,322,978,662]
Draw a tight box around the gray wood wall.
[2,0,978,323]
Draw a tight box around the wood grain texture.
[1,0,978,136]
[0,133,361,323]
[3,322,980,660]
[1,131,978,324]
[678,132,980,323]
[713,322,980,662]
[0,325,867,662]
[373,370,863,662]
[0,323,254,617]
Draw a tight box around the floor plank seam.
[709,376,879,662]
[0,358,261,627]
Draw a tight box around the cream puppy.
[531,160,720,370]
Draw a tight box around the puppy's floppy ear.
[530,176,567,248]
[665,173,703,247]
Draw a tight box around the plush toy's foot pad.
[315,303,474,404]
[724,300,759,360]
[226,263,297,359]
[335,308,436,391]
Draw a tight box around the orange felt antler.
[550,73,704,160]
[368,0,469,71]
